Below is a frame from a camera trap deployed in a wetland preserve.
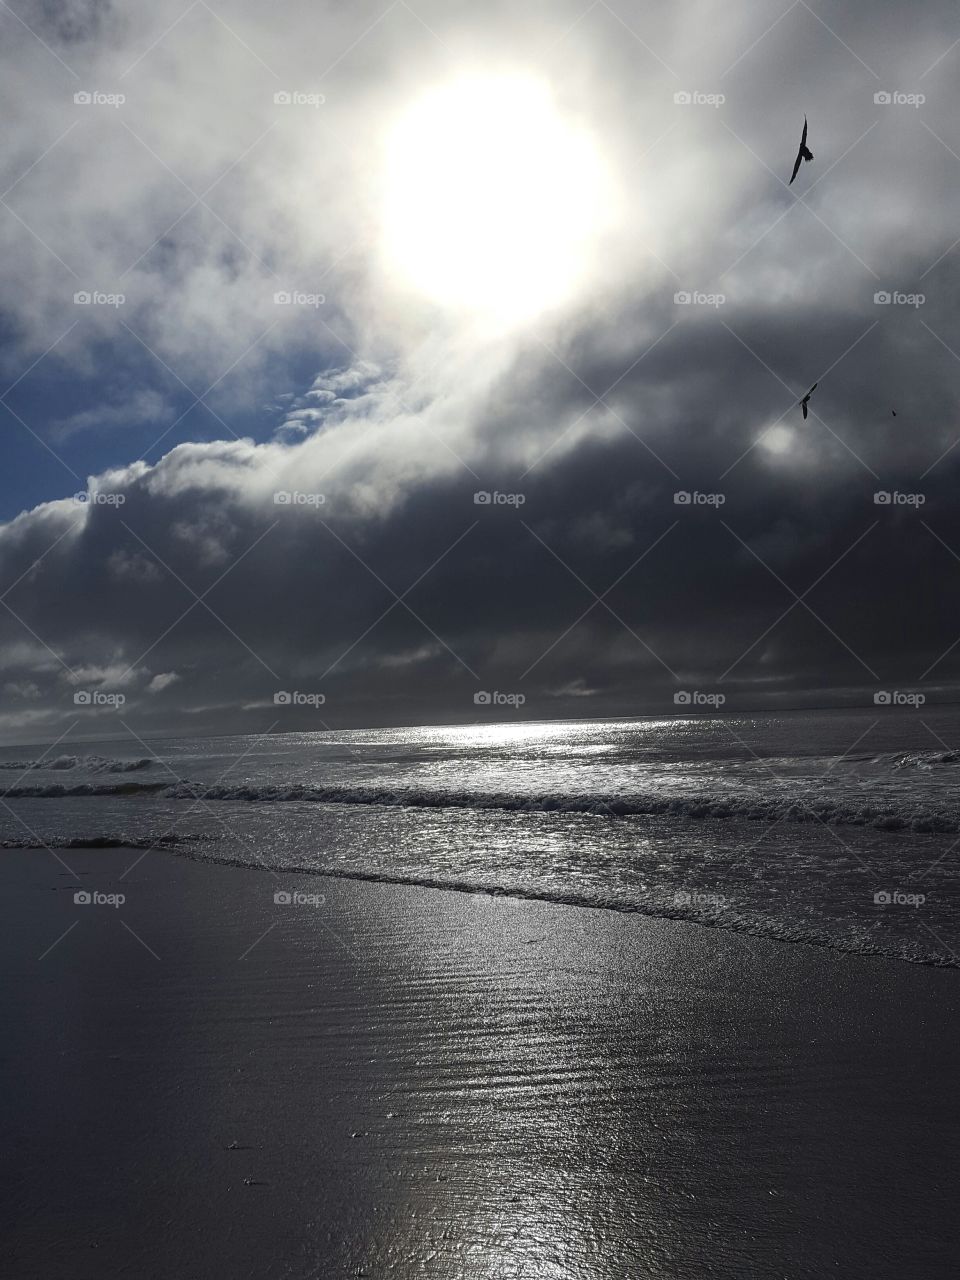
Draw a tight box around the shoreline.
[165,841,960,972]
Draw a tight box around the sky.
[1,0,959,741]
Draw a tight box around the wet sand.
[1,846,958,1279]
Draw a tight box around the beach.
[2,844,958,1279]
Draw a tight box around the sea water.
[2,708,958,966]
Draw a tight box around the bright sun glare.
[382,74,609,324]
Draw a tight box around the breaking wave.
[3,776,959,834]
[880,749,960,770]
[0,755,154,774]
[157,779,960,833]
[1,781,169,797]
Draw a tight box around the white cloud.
[147,671,180,693]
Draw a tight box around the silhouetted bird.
[892,409,897,417]
[800,383,818,419]
[789,116,814,185]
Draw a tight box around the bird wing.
[808,383,818,395]
[802,401,808,419]
[790,117,808,183]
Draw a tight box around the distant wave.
[0,755,154,774]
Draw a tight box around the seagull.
[789,116,814,185]
[800,383,818,419]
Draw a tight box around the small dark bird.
[800,383,818,419]
[789,116,814,185]
[892,410,897,417]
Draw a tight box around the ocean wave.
[4,775,959,834]
[0,755,154,773]
[880,749,960,770]
[1,780,169,797]
[161,780,960,833]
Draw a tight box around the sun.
[381,74,609,324]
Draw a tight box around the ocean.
[3,707,959,967]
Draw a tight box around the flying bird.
[892,410,897,417]
[800,383,818,419]
[789,116,814,185]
